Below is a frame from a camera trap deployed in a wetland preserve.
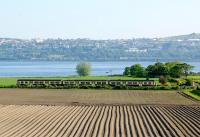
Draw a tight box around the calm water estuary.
[0,61,200,77]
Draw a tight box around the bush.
[185,79,193,86]
[2,84,178,90]
[76,62,91,76]
[177,79,186,86]
[159,76,168,85]
[0,85,18,88]
[126,86,178,90]
[168,78,178,83]
[113,85,128,90]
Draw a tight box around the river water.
[0,61,199,77]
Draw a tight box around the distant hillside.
[159,33,200,41]
[0,33,200,61]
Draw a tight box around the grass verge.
[183,90,200,100]
[0,76,159,86]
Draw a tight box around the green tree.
[123,67,130,76]
[130,64,146,77]
[169,63,194,78]
[165,61,181,69]
[179,63,194,78]
[76,62,91,76]
[169,64,184,78]
[146,62,169,77]
[145,65,155,77]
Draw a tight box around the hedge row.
[0,84,179,90]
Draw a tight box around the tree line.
[123,61,194,78]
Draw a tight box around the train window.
[52,82,56,84]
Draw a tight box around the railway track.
[0,105,199,137]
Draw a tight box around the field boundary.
[177,91,200,103]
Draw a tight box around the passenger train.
[17,79,156,86]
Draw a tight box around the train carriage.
[17,79,62,85]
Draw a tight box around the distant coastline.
[0,33,200,62]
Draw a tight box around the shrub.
[185,79,193,86]
[168,78,178,83]
[159,76,167,85]
[76,62,91,76]
[177,79,186,86]
[2,83,178,90]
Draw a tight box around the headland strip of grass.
[183,89,200,100]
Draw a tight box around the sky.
[0,0,200,39]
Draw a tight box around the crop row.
[0,105,199,137]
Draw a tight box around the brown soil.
[0,89,198,106]
[0,105,199,137]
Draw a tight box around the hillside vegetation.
[1,33,200,61]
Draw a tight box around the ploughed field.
[0,89,198,105]
[0,89,199,137]
[0,105,199,137]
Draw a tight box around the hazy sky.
[0,0,200,39]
